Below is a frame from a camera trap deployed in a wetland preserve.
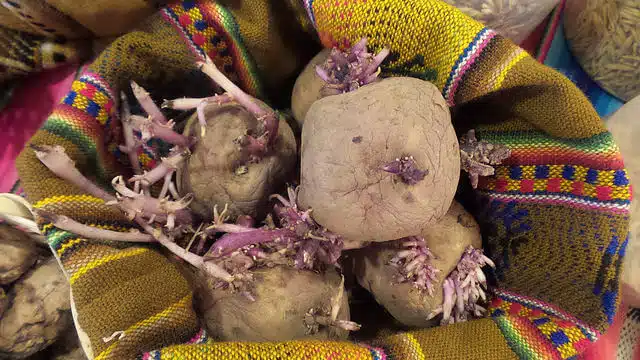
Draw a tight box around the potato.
[179,102,297,220]
[195,266,353,342]
[50,327,87,360]
[354,202,482,327]
[291,49,330,127]
[299,77,460,244]
[0,224,38,285]
[0,258,72,358]
[26,327,87,360]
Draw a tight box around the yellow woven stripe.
[33,194,105,208]
[493,50,527,91]
[70,247,148,284]
[94,294,192,360]
[72,81,87,91]
[313,0,483,90]
[405,333,426,360]
[57,238,83,257]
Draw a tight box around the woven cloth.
[0,26,88,82]
[14,0,631,359]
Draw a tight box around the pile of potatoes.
[0,223,84,359]
[180,40,506,339]
[30,39,509,345]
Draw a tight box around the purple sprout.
[459,130,511,189]
[127,115,195,148]
[127,147,190,200]
[164,56,279,164]
[203,187,343,273]
[315,38,390,95]
[382,156,428,185]
[130,81,169,125]
[388,236,440,295]
[111,175,193,229]
[207,228,299,258]
[35,209,154,243]
[196,56,280,163]
[427,245,495,324]
[32,143,194,231]
[162,94,233,138]
[194,187,345,295]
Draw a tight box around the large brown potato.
[0,224,38,285]
[179,102,297,220]
[299,77,460,244]
[354,202,481,327]
[195,266,352,342]
[0,258,72,358]
[291,49,331,128]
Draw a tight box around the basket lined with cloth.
[15,0,630,359]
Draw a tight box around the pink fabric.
[0,65,78,192]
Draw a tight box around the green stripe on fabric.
[213,3,264,99]
[48,228,77,248]
[493,316,537,359]
[42,117,108,184]
[476,130,616,151]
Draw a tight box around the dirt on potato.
[0,224,38,285]
[299,77,460,244]
[291,49,331,128]
[0,258,72,358]
[179,102,297,220]
[195,266,351,342]
[354,202,481,327]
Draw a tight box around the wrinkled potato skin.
[0,225,38,285]
[291,49,330,128]
[180,102,297,220]
[196,266,350,342]
[299,77,460,244]
[0,258,72,358]
[354,202,481,327]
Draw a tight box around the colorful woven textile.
[0,26,88,82]
[14,0,630,359]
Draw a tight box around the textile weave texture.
[15,0,630,359]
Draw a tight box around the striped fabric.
[443,27,497,105]
[490,289,598,359]
[161,0,263,98]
